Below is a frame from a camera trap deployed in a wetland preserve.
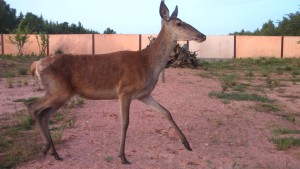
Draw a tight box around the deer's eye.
[176,22,182,26]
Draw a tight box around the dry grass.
[201,57,300,150]
[0,103,78,168]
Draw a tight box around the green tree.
[19,12,45,33]
[0,0,18,33]
[1,0,99,34]
[277,12,300,36]
[35,32,49,56]
[8,25,30,56]
[259,20,277,35]
[103,27,116,34]
[231,7,300,36]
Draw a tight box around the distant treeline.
[0,0,100,34]
[231,8,300,36]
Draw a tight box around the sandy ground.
[1,68,300,169]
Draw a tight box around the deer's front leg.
[139,94,192,151]
[118,95,131,164]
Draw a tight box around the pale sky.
[5,0,300,35]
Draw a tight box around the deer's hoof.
[55,156,63,161]
[42,145,50,155]
[183,141,192,151]
[53,153,63,161]
[119,155,131,164]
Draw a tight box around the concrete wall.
[190,35,234,59]
[283,36,300,58]
[49,34,93,55]
[236,36,282,58]
[3,34,40,55]
[95,34,139,54]
[1,34,300,58]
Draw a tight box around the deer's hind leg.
[26,95,70,160]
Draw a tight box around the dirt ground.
[1,68,300,169]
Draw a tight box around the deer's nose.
[201,34,206,41]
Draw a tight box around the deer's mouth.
[195,38,203,42]
[194,34,206,43]
[194,38,205,43]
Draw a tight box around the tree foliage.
[35,32,49,56]
[0,0,100,34]
[232,9,300,36]
[0,0,19,33]
[103,27,117,34]
[8,25,30,56]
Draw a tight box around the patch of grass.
[55,112,64,122]
[0,106,77,168]
[0,111,39,168]
[67,97,85,108]
[292,70,300,76]
[276,67,284,75]
[14,97,39,105]
[245,71,254,78]
[216,118,224,127]
[209,91,271,102]
[23,79,29,86]
[51,125,65,145]
[1,135,41,169]
[18,67,28,75]
[261,70,271,77]
[198,72,213,78]
[257,103,281,112]
[285,114,296,122]
[187,161,200,166]
[284,66,293,71]
[104,156,114,163]
[3,72,16,78]
[271,137,300,150]
[0,55,40,78]
[6,113,34,137]
[222,99,230,104]
[272,128,300,135]
[265,76,280,88]
[19,114,34,130]
[220,74,238,91]
[232,84,247,92]
[6,77,14,88]
[17,79,22,87]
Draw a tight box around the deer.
[25,1,206,164]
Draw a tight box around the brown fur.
[26,1,206,164]
[30,61,37,77]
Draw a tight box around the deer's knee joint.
[25,102,38,119]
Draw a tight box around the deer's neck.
[145,26,177,74]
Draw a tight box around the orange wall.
[236,36,282,58]
[190,36,234,59]
[94,34,139,54]
[3,34,40,55]
[283,36,300,58]
[1,34,300,58]
[49,34,93,55]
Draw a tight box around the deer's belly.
[78,89,118,100]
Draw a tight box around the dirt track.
[1,68,300,169]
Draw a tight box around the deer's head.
[160,1,206,43]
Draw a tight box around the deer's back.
[37,52,156,100]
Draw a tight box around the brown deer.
[25,1,206,164]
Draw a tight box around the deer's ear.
[170,5,178,18]
[160,1,170,21]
